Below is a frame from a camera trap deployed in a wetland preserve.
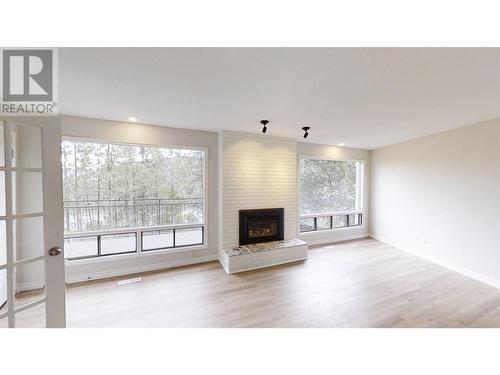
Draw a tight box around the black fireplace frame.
[239,208,284,245]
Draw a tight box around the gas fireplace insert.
[239,208,284,245]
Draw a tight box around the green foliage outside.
[299,158,360,215]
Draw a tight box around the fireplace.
[239,208,284,245]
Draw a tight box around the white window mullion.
[136,229,142,253]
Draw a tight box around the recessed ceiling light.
[338,143,345,146]
[128,117,137,122]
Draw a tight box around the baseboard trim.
[300,232,368,247]
[65,254,219,284]
[369,233,500,290]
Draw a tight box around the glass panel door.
[0,119,65,328]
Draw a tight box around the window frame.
[297,155,364,234]
[61,137,208,261]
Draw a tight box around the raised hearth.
[220,238,308,274]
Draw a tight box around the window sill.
[65,244,208,265]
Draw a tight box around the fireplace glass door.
[247,218,278,239]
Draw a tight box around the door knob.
[48,247,62,256]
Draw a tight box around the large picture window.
[299,158,363,233]
[61,139,206,259]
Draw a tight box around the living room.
[2,2,500,374]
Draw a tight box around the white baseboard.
[302,232,369,247]
[369,233,500,290]
[66,254,219,284]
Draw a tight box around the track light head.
[302,126,310,139]
[260,120,269,133]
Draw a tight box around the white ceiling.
[59,48,500,149]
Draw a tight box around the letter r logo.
[2,49,53,102]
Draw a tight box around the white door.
[0,117,65,328]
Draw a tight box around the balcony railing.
[299,211,362,233]
[64,198,204,233]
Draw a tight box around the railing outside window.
[299,211,362,233]
[64,198,203,232]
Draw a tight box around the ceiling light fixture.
[338,143,345,146]
[260,120,269,133]
[128,117,137,122]
[302,126,310,139]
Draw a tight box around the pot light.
[128,117,137,122]
[338,143,345,146]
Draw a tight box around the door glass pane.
[0,268,7,315]
[0,172,5,216]
[0,220,6,266]
[14,259,45,309]
[12,171,44,215]
[0,121,4,167]
[10,123,42,169]
[14,216,44,262]
[64,236,98,259]
[142,229,174,251]
[175,227,203,247]
[100,233,136,255]
[15,302,45,328]
[0,219,6,318]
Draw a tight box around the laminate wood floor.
[61,238,500,328]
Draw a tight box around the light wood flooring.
[64,238,500,328]
[4,238,500,327]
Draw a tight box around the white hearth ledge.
[219,239,309,274]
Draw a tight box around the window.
[62,139,206,259]
[299,158,363,233]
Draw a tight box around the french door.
[0,117,66,328]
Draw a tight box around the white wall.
[370,118,500,287]
[298,142,371,245]
[61,116,220,283]
[220,131,298,250]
